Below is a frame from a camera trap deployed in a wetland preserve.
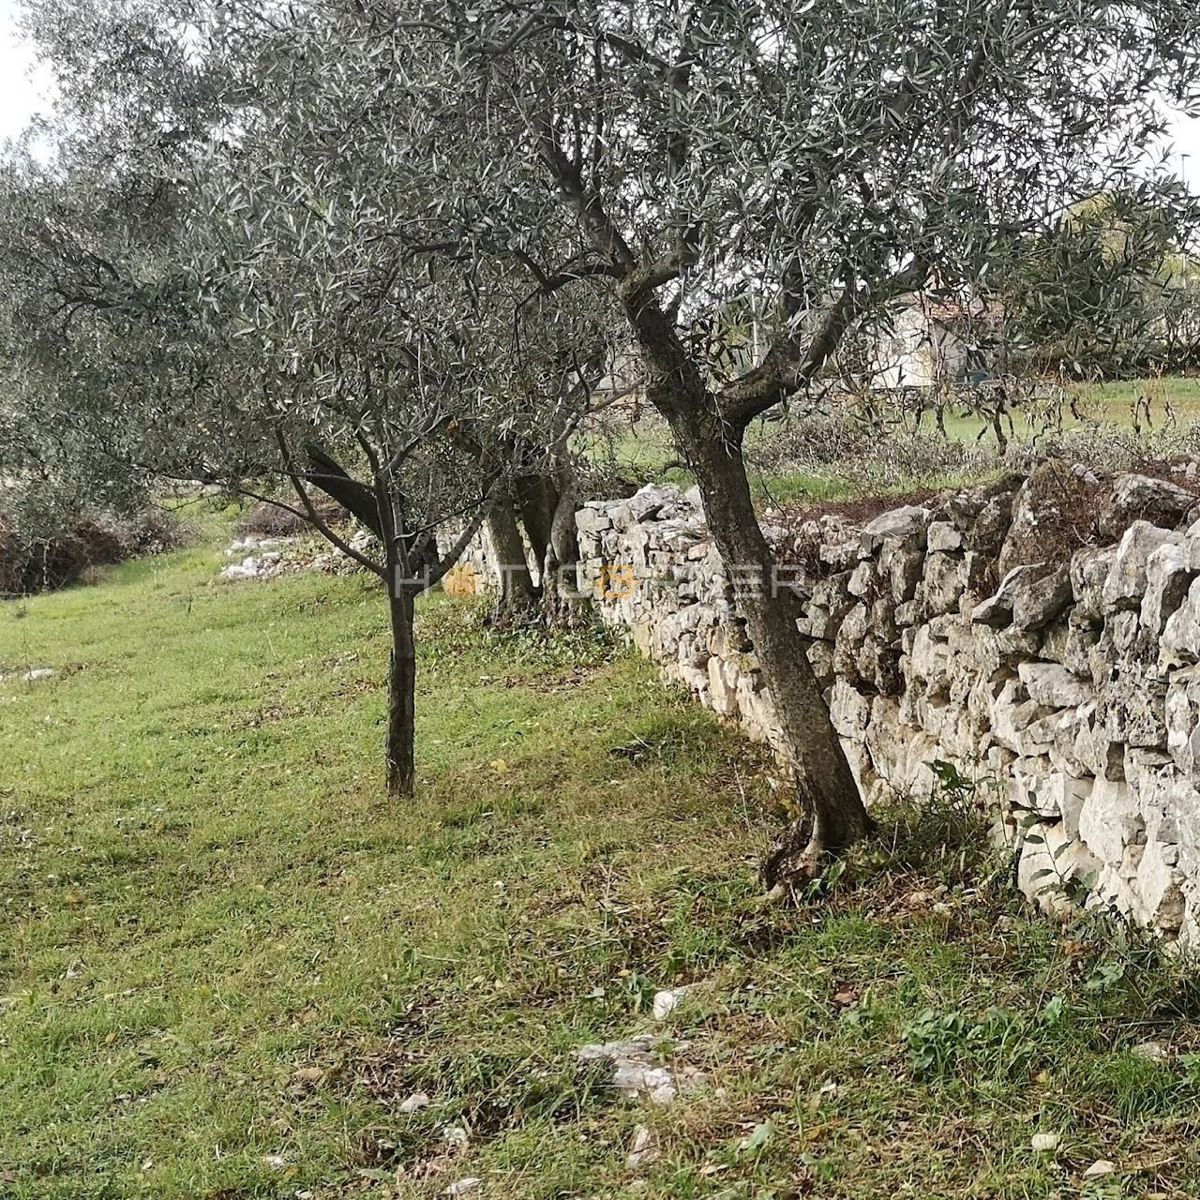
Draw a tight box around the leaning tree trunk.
[669,407,873,885]
[386,589,418,797]
[484,494,538,623]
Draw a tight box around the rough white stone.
[1102,522,1181,612]
[1141,541,1196,634]
[1100,472,1195,538]
[859,505,930,554]
[972,564,1045,629]
[575,507,614,535]
[1018,662,1091,710]
[1162,577,1200,668]
[1012,567,1072,632]
[1071,544,1118,623]
[1078,778,1142,864]
[927,521,964,553]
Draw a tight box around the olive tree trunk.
[613,285,872,883]
[669,406,872,882]
[485,494,538,622]
[386,589,417,797]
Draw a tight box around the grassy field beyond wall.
[4,529,1200,1198]
[583,374,1200,507]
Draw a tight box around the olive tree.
[0,0,602,794]
[315,0,1200,880]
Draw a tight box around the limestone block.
[1122,747,1173,790]
[797,604,833,641]
[847,559,878,599]
[736,682,776,742]
[707,656,737,717]
[1166,665,1200,774]
[809,571,854,619]
[905,624,952,694]
[680,632,711,671]
[1012,566,1072,632]
[941,489,988,526]
[830,678,872,739]
[707,622,751,658]
[652,520,705,555]
[971,488,1016,557]
[1102,522,1181,612]
[1018,661,1092,709]
[922,551,972,617]
[990,679,1053,755]
[1102,609,1146,662]
[972,626,1041,678]
[820,536,865,571]
[629,484,683,523]
[806,640,834,686]
[886,543,926,604]
[1096,664,1167,751]
[972,564,1046,629]
[1099,473,1196,539]
[1042,617,1099,678]
[859,505,931,555]
[1071,711,1125,783]
[1161,577,1200,668]
[1070,544,1119,624]
[1141,541,1197,635]
[832,603,871,685]
[656,604,703,648]
[1078,777,1143,863]
[1135,842,1186,934]
[575,507,613,535]
[927,521,964,553]
[1046,702,1095,780]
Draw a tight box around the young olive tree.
[321,0,1200,880]
[0,0,600,794]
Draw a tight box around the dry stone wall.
[573,465,1200,945]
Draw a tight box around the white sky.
[0,0,52,145]
[1,0,1199,182]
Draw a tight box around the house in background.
[868,292,1007,391]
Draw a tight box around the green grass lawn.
[4,532,1200,1198]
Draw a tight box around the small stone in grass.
[652,987,690,1020]
[444,1180,481,1197]
[1030,1132,1061,1153]
[443,1125,470,1151]
[398,1091,431,1113]
[1132,1040,1167,1063]
[626,1124,660,1169]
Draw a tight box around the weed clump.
[0,505,190,597]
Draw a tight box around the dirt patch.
[776,489,941,531]
[233,495,350,538]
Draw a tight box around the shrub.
[0,506,192,597]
